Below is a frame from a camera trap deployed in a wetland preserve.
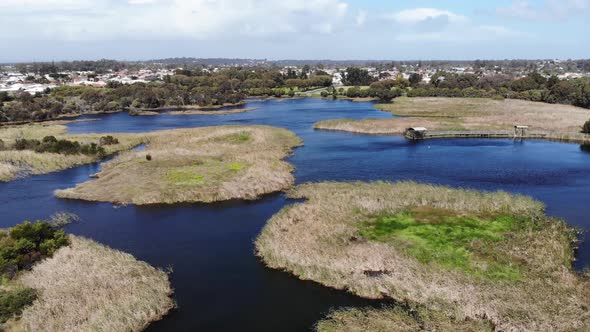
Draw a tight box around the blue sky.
[0,0,588,62]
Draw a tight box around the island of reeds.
[0,215,174,331]
[255,181,590,331]
[55,125,302,205]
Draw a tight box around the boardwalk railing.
[405,130,550,140]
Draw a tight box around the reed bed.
[167,107,258,115]
[0,162,19,182]
[256,181,589,331]
[0,124,146,182]
[315,97,590,141]
[316,306,493,332]
[55,125,302,205]
[5,236,174,332]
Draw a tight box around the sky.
[0,0,588,62]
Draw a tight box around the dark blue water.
[1,98,590,331]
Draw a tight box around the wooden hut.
[514,125,529,136]
[405,127,428,139]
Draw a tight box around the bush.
[0,221,70,277]
[320,91,329,98]
[0,288,37,323]
[99,135,119,146]
[42,135,57,144]
[583,119,590,134]
[12,137,105,156]
[146,154,152,161]
[0,139,4,150]
[14,138,40,151]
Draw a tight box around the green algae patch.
[359,208,523,281]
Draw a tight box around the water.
[2,98,590,331]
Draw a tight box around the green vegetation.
[256,181,588,331]
[359,208,523,280]
[0,288,37,324]
[98,135,119,146]
[14,136,106,157]
[228,162,245,171]
[583,119,590,133]
[166,169,205,186]
[0,217,75,326]
[0,221,69,279]
[409,71,590,109]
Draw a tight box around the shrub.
[0,139,4,150]
[99,135,119,146]
[583,119,590,134]
[14,138,40,151]
[0,221,70,277]
[146,154,152,161]
[0,288,37,323]
[42,136,57,144]
[320,91,329,98]
[11,137,105,156]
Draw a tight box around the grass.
[314,97,590,140]
[359,208,523,281]
[0,123,146,182]
[255,181,588,331]
[0,288,36,324]
[316,306,493,332]
[4,236,174,332]
[166,169,205,186]
[55,125,302,205]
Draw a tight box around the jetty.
[404,126,551,140]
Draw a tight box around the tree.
[343,67,375,86]
[409,73,422,87]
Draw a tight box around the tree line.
[0,68,332,123]
[407,71,590,109]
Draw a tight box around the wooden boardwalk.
[405,130,550,140]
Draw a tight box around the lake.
[1,98,589,331]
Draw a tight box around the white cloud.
[128,0,157,4]
[355,10,367,26]
[383,7,521,43]
[497,0,590,20]
[384,8,468,25]
[496,1,537,19]
[0,0,350,41]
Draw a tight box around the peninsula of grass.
[55,125,302,205]
[314,97,590,142]
[0,123,145,182]
[255,181,589,331]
